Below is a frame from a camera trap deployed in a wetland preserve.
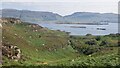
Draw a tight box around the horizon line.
[0,8,118,16]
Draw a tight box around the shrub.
[86,34,92,36]
[95,36,101,41]
[85,39,97,45]
[74,45,98,55]
[100,40,109,46]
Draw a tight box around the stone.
[2,43,22,61]
[36,49,38,52]
[42,44,45,46]
[72,59,74,62]
[14,34,17,36]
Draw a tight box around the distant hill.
[64,12,118,23]
[1,9,118,23]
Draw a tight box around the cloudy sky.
[1,0,119,16]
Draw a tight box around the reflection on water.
[39,23,118,36]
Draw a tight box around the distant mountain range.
[0,9,118,24]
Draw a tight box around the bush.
[100,40,109,46]
[74,45,98,55]
[86,34,92,36]
[85,39,97,45]
[95,36,101,41]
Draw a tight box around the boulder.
[2,43,22,61]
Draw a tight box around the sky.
[0,0,120,16]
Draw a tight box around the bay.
[39,23,118,36]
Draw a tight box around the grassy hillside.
[2,18,119,67]
[2,18,78,66]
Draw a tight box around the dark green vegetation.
[70,34,119,55]
[68,34,120,66]
[2,18,120,67]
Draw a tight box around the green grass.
[2,18,119,67]
[2,21,78,66]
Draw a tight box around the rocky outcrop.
[2,43,22,61]
[1,18,22,24]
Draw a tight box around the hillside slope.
[1,18,119,67]
[2,18,78,66]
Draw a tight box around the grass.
[2,18,119,67]
[2,20,78,66]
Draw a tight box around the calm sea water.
[39,23,118,36]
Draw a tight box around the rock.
[13,46,17,49]
[35,30,38,32]
[43,62,48,65]
[3,37,5,39]
[0,23,2,28]
[14,34,17,36]
[48,48,51,51]
[72,59,74,62]
[36,49,38,52]
[29,36,32,38]
[88,55,92,57]
[1,18,22,24]
[2,43,22,61]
